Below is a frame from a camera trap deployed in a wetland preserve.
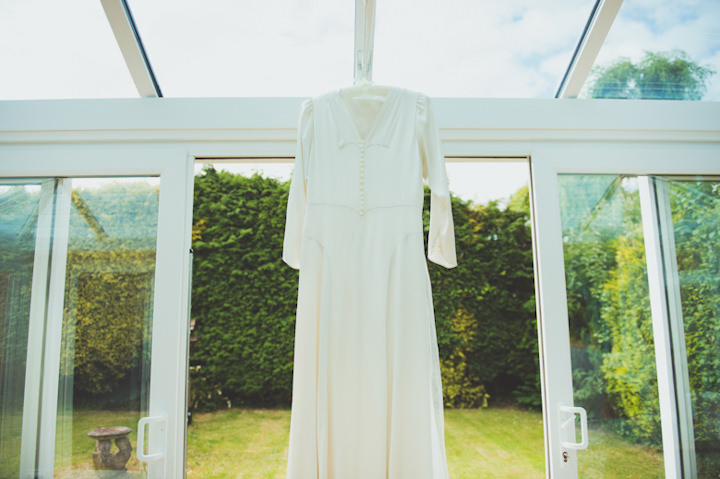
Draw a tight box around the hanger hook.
[353,0,377,85]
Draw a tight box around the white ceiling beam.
[353,0,377,85]
[556,0,623,98]
[100,0,162,98]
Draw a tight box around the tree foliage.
[440,306,490,409]
[587,50,715,100]
[66,266,154,398]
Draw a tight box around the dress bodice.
[283,86,457,269]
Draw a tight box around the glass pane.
[54,178,159,478]
[579,0,720,101]
[559,174,665,477]
[374,0,596,97]
[664,176,720,477]
[0,181,52,477]
[0,0,138,100]
[127,0,354,97]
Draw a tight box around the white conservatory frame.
[2,96,719,478]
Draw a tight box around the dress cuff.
[428,192,457,268]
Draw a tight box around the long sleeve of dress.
[417,94,457,269]
[282,99,313,269]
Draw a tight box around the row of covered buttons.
[359,139,366,215]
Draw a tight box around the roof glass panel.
[579,0,720,101]
[373,0,596,98]
[127,0,354,97]
[0,0,138,100]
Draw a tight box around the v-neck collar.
[334,87,398,143]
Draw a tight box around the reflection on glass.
[559,174,665,477]
[0,182,51,478]
[665,177,720,477]
[583,50,715,101]
[579,0,720,101]
[54,178,159,478]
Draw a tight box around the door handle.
[559,405,589,450]
[137,415,167,462]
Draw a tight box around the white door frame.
[0,148,194,479]
[18,179,56,477]
[638,175,696,478]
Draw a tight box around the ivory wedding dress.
[283,85,456,479]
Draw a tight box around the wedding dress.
[283,85,456,479]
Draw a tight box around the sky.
[1,0,717,100]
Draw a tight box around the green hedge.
[190,169,299,409]
[190,168,539,410]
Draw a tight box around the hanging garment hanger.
[341,80,389,102]
[344,0,386,102]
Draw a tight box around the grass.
[444,408,545,478]
[186,407,664,479]
[1,407,667,478]
[577,425,664,479]
[187,409,289,479]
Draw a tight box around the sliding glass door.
[532,149,719,478]
[0,150,193,478]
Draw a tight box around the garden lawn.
[187,407,664,479]
[6,407,664,478]
[187,409,289,479]
[444,408,545,478]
